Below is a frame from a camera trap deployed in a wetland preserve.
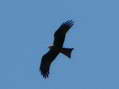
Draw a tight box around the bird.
[40,20,74,78]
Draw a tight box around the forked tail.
[60,48,74,58]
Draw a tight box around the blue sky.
[0,0,119,89]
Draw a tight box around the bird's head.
[48,45,54,49]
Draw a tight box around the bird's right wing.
[40,49,59,78]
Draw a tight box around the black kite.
[40,20,74,78]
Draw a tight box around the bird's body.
[40,20,74,78]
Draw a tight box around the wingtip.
[41,71,49,79]
[39,66,49,79]
[63,20,74,26]
[66,20,74,23]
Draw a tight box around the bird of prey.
[40,20,74,78]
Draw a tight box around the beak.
[48,45,52,48]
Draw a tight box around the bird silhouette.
[40,20,74,78]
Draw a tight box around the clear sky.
[0,0,119,89]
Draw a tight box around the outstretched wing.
[53,20,74,47]
[40,49,59,78]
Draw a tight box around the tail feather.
[60,48,74,58]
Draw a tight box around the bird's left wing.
[53,20,74,47]
[40,49,59,78]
